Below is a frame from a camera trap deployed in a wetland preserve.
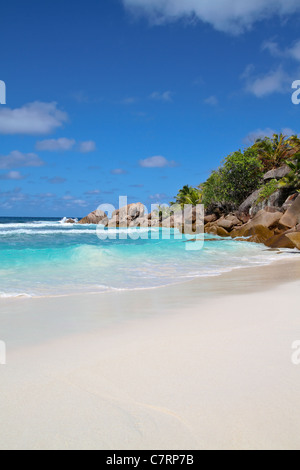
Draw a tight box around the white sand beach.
[0,259,300,450]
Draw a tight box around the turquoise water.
[0,217,295,298]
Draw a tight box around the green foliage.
[201,148,263,208]
[154,204,173,219]
[200,171,223,207]
[171,185,202,207]
[256,179,278,204]
[253,133,300,172]
[280,155,300,190]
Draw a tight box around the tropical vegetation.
[173,133,300,211]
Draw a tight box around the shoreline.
[1,249,299,303]
[1,256,299,351]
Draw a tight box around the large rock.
[249,189,286,217]
[112,203,145,222]
[265,233,296,249]
[99,217,109,227]
[204,214,217,224]
[286,232,300,250]
[231,225,274,244]
[245,209,282,230]
[161,216,175,228]
[282,193,299,211]
[216,215,240,230]
[238,189,261,214]
[130,216,151,228]
[107,217,119,228]
[279,195,300,228]
[235,211,251,224]
[216,217,234,230]
[263,165,290,181]
[79,209,106,224]
[205,224,218,235]
[216,227,230,237]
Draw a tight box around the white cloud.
[48,177,67,184]
[244,128,275,144]
[262,39,300,61]
[0,102,68,135]
[244,127,296,144]
[0,171,25,180]
[36,138,76,151]
[282,127,296,136]
[110,168,127,175]
[84,189,101,195]
[37,193,55,199]
[139,155,177,168]
[73,199,88,207]
[122,0,300,34]
[79,141,96,153]
[36,138,96,153]
[243,66,290,97]
[149,193,168,201]
[0,151,44,170]
[121,97,137,105]
[204,95,218,106]
[149,91,173,102]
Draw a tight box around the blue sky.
[1,0,300,217]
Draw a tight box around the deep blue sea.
[0,216,295,298]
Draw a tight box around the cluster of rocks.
[204,193,300,250]
[77,203,203,233]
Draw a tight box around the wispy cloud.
[122,0,300,34]
[0,171,25,180]
[0,102,68,135]
[120,97,138,105]
[36,138,76,151]
[244,127,296,144]
[149,91,173,102]
[36,139,96,153]
[262,39,300,62]
[110,168,127,175]
[41,176,67,185]
[149,193,168,201]
[84,189,101,195]
[139,155,177,168]
[79,141,96,153]
[204,95,219,106]
[242,65,290,97]
[0,151,44,170]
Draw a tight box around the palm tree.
[280,154,300,190]
[253,133,300,171]
[172,185,202,207]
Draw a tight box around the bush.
[201,149,263,208]
[256,179,278,204]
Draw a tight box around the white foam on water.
[0,292,34,298]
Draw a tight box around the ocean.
[0,216,295,298]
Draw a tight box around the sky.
[1,0,300,217]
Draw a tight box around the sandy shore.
[0,258,300,450]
